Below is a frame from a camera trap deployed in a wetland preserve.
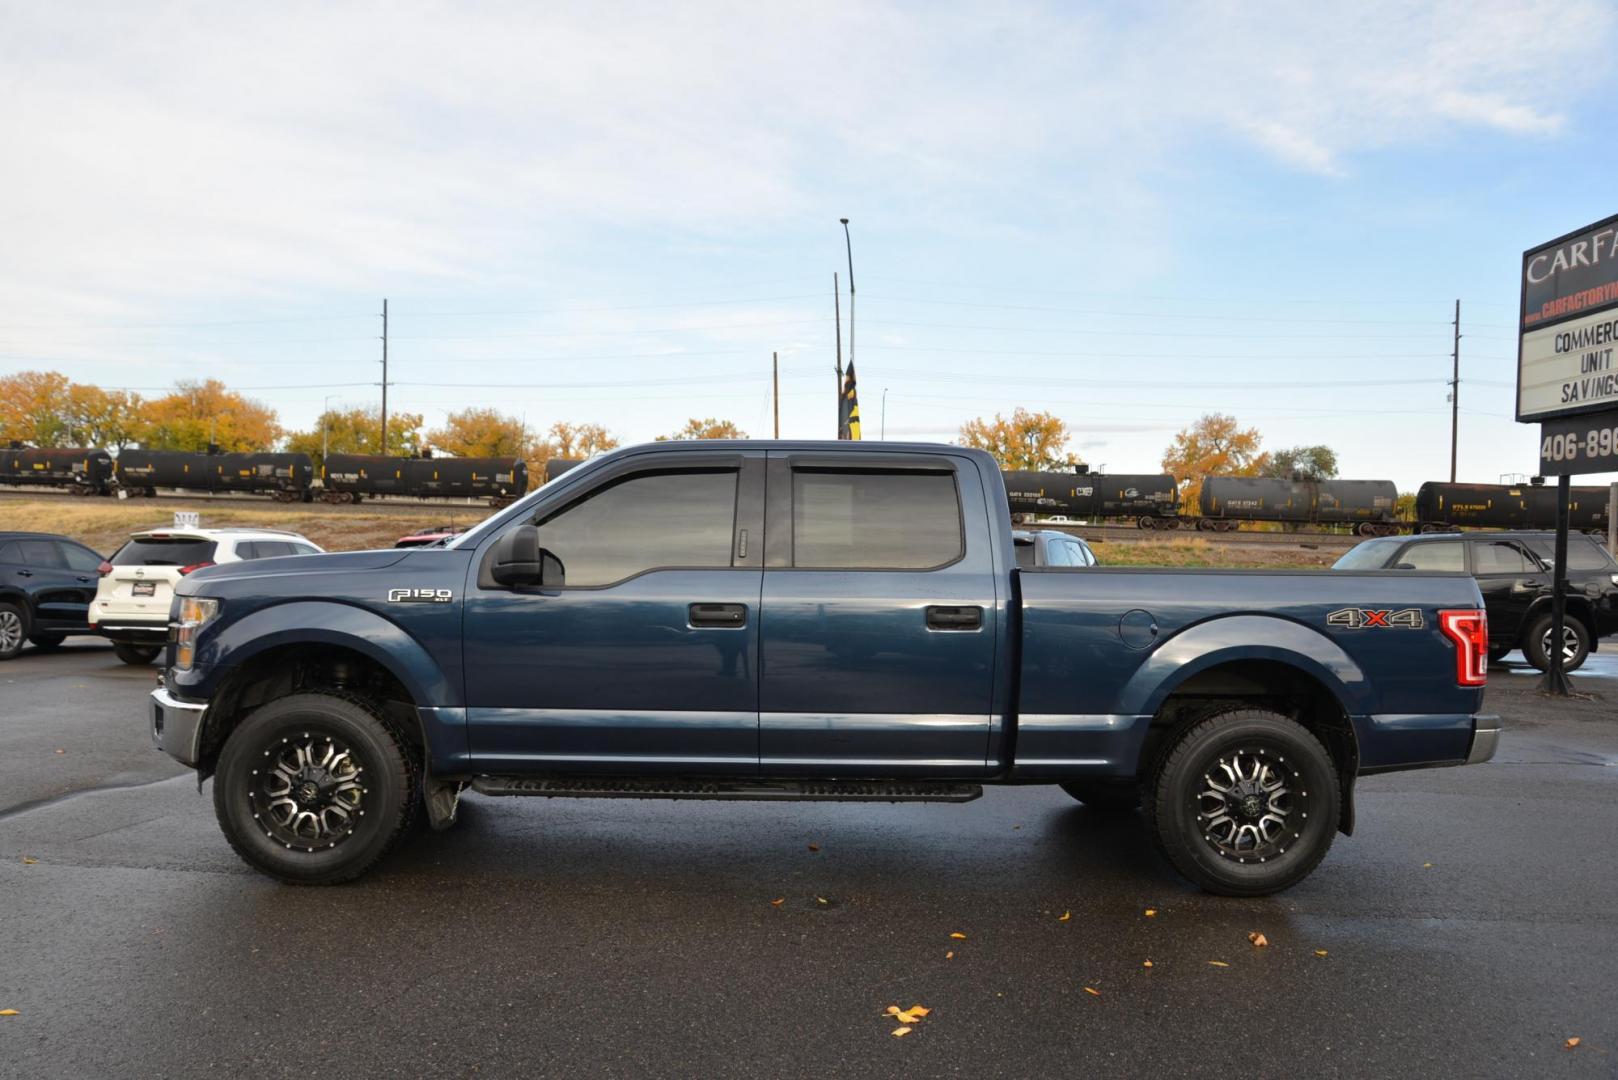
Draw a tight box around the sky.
[4,0,1618,490]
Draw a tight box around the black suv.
[0,531,106,660]
[1334,530,1618,672]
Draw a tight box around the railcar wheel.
[1522,615,1589,673]
[1145,708,1340,897]
[213,693,419,884]
[1138,515,1156,530]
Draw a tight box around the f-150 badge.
[1327,607,1424,629]
[388,588,454,603]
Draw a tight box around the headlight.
[174,596,221,670]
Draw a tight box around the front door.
[462,452,765,774]
[757,452,1001,776]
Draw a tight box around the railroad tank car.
[114,450,313,502]
[321,454,528,508]
[544,458,583,482]
[0,445,112,495]
[1415,482,1610,533]
[1199,477,1399,535]
[1001,470,1179,528]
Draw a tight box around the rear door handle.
[925,605,982,631]
[688,602,748,628]
[15,569,32,577]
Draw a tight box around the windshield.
[1332,538,1403,570]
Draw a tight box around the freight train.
[114,449,314,502]
[1198,477,1401,536]
[1415,482,1610,534]
[321,453,528,508]
[1001,469,1181,528]
[0,444,113,495]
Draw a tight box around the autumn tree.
[140,379,283,452]
[64,385,146,449]
[285,405,422,471]
[545,421,619,459]
[0,371,73,446]
[657,418,747,441]
[427,407,532,459]
[958,407,1079,472]
[1161,412,1269,514]
[1263,444,1338,481]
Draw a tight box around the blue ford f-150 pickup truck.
[150,441,1497,895]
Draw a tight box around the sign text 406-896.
[1539,408,1618,475]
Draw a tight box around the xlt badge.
[388,588,454,603]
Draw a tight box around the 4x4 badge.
[1327,607,1424,630]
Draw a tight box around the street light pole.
[881,387,888,440]
[839,219,855,382]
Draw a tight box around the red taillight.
[97,561,113,577]
[1439,609,1488,687]
[178,561,215,576]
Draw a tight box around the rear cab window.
[791,469,962,569]
[111,537,219,567]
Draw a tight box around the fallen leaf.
[770,898,784,907]
[21,857,37,865]
[0,1010,16,1017]
[1083,987,1100,996]
[907,1005,930,1018]
[950,932,967,940]
[891,1026,912,1038]
[1144,909,1157,918]
[1057,911,1071,922]
[807,843,820,852]
[1565,1037,1581,1050]
[1249,932,1269,948]
[1423,862,1433,869]
[945,951,954,960]
[1314,949,1329,958]
[816,896,829,906]
[1142,960,1153,969]
[891,1008,925,1024]
[53,749,64,755]
[1012,824,1022,830]
[1208,961,1230,968]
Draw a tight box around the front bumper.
[1466,715,1500,765]
[150,684,207,767]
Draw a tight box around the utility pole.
[833,271,843,436]
[772,352,780,438]
[380,298,390,455]
[1449,298,1461,482]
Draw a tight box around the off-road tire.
[1521,614,1590,673]
[0,602,28,661]
[1058,781,1141,810]
[1144,708,1340,897]
[213,692,419,884]
[113,643,162,665]
[29,633,67,651]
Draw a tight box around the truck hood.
[185,548,411,586]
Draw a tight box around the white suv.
[91,527,323,665]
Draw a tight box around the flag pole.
[833,271,843,438]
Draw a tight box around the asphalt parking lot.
[2,642,1616,1078]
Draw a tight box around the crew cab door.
[757,451,1000,775]
[462,451,765,773]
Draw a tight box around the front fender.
[177,600,455,708]
[1119,613,1374,718]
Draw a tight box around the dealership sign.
[1517,213,1618,423]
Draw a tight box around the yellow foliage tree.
[140,379,283,452]
[1161,412,1269,514]
[0,371,73,446]
[544,421,619,459]
[958,407,1079,472]
[285,406,423,472]
[427,407,531,459]
[657,418,747,441]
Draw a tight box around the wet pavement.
[2,641,1615,1077]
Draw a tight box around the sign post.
[1519,214,1618,696]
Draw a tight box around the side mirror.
[489,526,565,587]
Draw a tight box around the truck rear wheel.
[1144,708,1340,897]
[1058,781,1140,810]
[212,692,419,885]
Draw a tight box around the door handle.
[925,605,982,630]
[688,602,747,628]
[15,569,32,577]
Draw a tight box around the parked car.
[1333,530,1618,672]
[0,531,105,660]
[394,526,467,548]
[150,441,1495,896]
[92,527,323,665]
[1013,528,1098,568]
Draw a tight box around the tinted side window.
[56,543,102,572]
[251,541,297,558]
[1397,542,1464,571]
[17,540,66,568]
[234,542,261,560]
[1524,536,1616,571]
[1043,538,1071,567]
[534,469,737,587]
[1013,540,1036,569]
[1471,541,1536,574]
[288,543,320,556]
[111,538,219,566]
[792,469,962,570]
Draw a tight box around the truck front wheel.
[1144,709,1340,897]
[212,692,419,884]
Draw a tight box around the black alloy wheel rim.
[248,730,368,852]
[1192,745,1312,864]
